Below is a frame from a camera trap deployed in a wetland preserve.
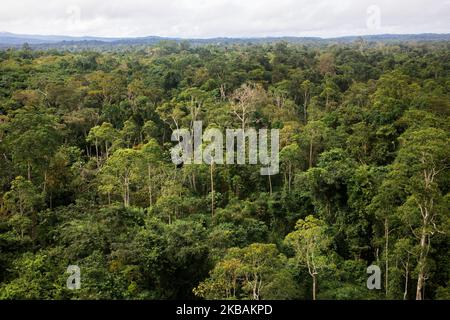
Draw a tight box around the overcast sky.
[1,0,449,38]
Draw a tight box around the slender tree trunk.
[268,174,272,196]
[210,161,215,216]
[220,84,226,101]
[126,183,130,207]
[312,274,317,300]
[416,226,427,300]
[309,139,313,168]
[124,176,130,207]
[403,262,409,300]
[43,171,47,194]
[252,273,259,300]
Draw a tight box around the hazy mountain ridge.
[0,32,449,48]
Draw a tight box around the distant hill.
[0,32,121,44]
[0,32,449,48]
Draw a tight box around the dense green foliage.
[0,41,449,300]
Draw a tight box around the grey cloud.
[0,0,448,37]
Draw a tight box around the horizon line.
[1,31,449,41]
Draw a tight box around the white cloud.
[0,0,448,37]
